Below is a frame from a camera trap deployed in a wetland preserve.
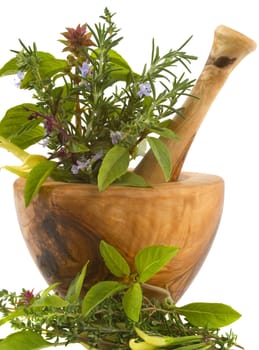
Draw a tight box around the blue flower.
[79,61,90,78]
[138,82,152,97]
[92,151,103,162]
[71,159,90,174]
[14,71,24,88]
[110,131,124,145]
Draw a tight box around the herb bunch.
[0,8,197,206]
[0,242,242,350]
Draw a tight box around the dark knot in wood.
[206,55,236,68]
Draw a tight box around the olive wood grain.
[134,25,256,183]
[14,172,224,302]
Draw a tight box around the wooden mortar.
[14,172,224,302]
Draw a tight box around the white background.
[0,1,258,349]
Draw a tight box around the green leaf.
[3,154,47,178]
[82,281,126,317]
[108,49,132,82]
[97,145,129,191]
[67,141,89,153]
[24,160,57,206]
[0,331,51,350]
[176,302,242,328]
[20,53,67,89]
[32,295,68,308]
[92,49,138,83]
[122,283,142,322]
[135,245,179,283]
[133,327,203,348]
[150,127,179,140]
[66,262,88,303]
[0,57,19,76]
[115,171,151,188]
[0,104,44,149]
[147,137,172,182]
[100,241,130,278]
[0,309,25,327]
[39,282,61,298]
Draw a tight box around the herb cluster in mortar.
[0,8,196,206]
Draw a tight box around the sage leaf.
[122,283,142,322]
[66,262,88,303]
[0,330,51,350]
[82,281,126,317]
[147,136,172,181]
[24,160,57,207]
[135,245,179,283]
[177,302,242,328]
[100,240,130,278]
[97,145,129,191]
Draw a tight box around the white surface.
[0,1,258,349]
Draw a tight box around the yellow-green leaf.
[135,245,179,283]
[97,145,129,191]
[177,302,242,328]
[0,331,51,350]
[100,240,130,278]
[24,160,57,206]
[147,137,172,181]
[122,283,142,322]
[82,281,126,317]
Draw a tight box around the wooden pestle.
[134,25,256,183]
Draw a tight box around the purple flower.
[110,131,123,145]
[79,61,90,78]
[14,71,24,88]
[71,159,90,174]
[138,82,152,97]
[92,151,103,162]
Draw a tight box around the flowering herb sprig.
[0,8,197,205]
[0,241,242,350]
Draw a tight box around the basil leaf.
[135,245,179,283]
[177,302,242,328]
[97,145,129,191]
[100,240,130,278]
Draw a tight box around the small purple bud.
[79,61,90,78]
[92,152,103,162]
[138,82,152,98]
[110,131,124,145]
[14,71,24,88]
[71,158,90,175]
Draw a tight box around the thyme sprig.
[0,242,243,350]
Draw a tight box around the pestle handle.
[134,25,256,183]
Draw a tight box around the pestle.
[134,25,257,183]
